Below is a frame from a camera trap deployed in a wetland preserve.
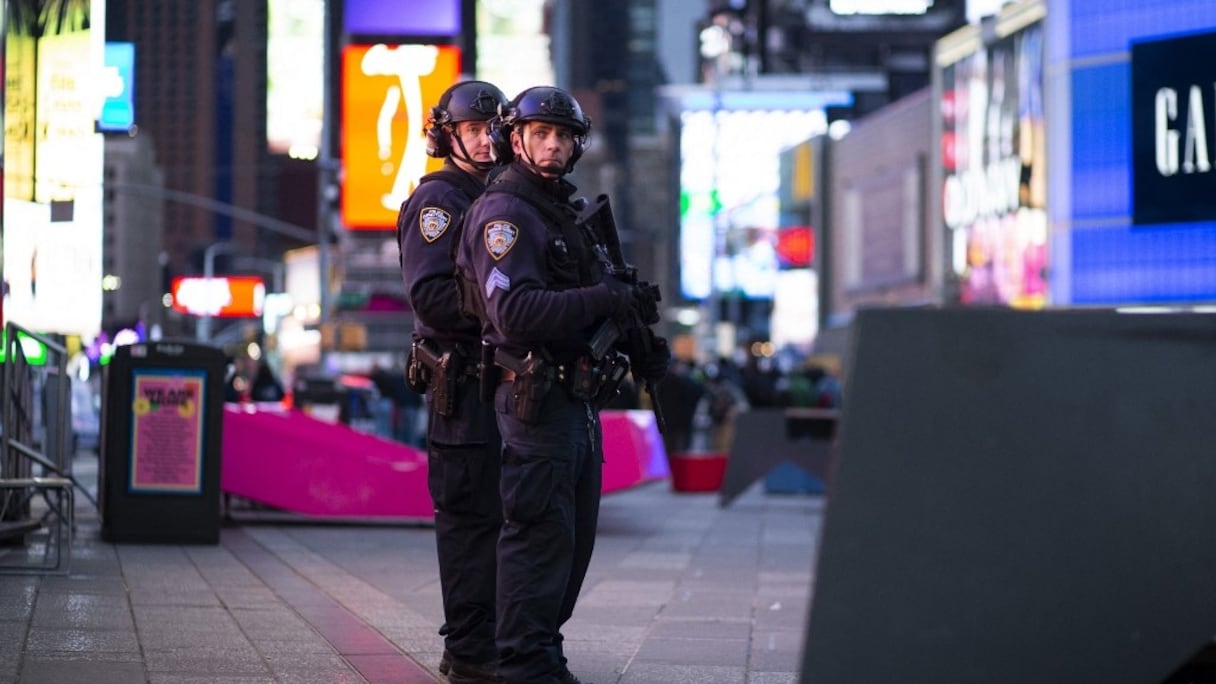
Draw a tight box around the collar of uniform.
[441,159,487,190]
[503,161,577,203]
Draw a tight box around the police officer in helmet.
[456,86,670,684]
[397,79,508,684]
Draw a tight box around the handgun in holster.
[494,347,552,422]
[405,343,431,394]
[411,339,460,417]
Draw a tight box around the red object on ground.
[668,452,728,493]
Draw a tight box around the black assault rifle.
[577,193,668,434]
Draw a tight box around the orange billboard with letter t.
[341,43,460,230]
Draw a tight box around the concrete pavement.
[1,452,823,683]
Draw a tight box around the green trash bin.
[99,341,226,544]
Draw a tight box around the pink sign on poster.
[129,370,206,493]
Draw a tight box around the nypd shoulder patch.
[484,221,519,260]
[419,207,452,243]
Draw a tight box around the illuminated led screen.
[679,108,827,300]
[267,0,324,157]
[3,3,104,337]
[344,0,459,37]
[940,21,1046,309]
[99,42,135,133]
[1059,0,1216,304]
[340,43,460,230]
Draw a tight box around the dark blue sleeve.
[398,181,476,338]
[461,195,618,345]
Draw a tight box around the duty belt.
[494,348,627,404]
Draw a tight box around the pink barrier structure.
[599,410,670,492]
[221,404,669,522]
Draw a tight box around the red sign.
[776,226,815,268]
[171,276,265,318]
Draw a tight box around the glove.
[631,282,661,325]
[633,335,671,383]
[590,276,638,319]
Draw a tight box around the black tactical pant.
[427,378,503,666]
[493,380,603,684]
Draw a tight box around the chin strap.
[451,135,494,172]
[519,144,569,177]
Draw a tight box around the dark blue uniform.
[456,161,627,684]
[398,160,502,668]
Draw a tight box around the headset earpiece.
[425,106,451,158]
[488,113,515,165]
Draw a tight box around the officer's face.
[452,120,493,167]
[512,121,575,178]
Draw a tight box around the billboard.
[99,42,136,133]
[1053,0,1216,305]
[340,43,460,230]
[267,0,323,157]
[679,107,828,300]
[476,0,553,99]
[344,0,460,37]
[2,1,104,337]
[171,276,267,318]
[1130,29,1216,226]
[939,19,1046,308]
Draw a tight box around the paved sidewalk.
[2,453,823,684]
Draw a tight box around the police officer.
[397,79,508,684]
[456,86,670,684]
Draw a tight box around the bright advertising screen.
[171,276,267,318]
[476,0,553,99]
[940,21,1046,308]
[1062,0,1216,304]
[99,42,135,133]
[267,0,324,158]
[2,3,104,337]
[344,0,460,37]
[341,43,460,230]
[679,108,827,300]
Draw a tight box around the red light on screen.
[776,226,814,268]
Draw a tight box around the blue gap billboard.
[1063,0,1216,305]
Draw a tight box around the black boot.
[447,656,502,684]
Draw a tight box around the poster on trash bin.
[129,369,206,493]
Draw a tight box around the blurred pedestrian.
[456,85,670,684]
[249,359,285,402]
[397,79,509,684]
[656,358,706,456]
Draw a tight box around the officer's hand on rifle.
[632,282,662,325]
[591,276,637,318]
[633,335,671,383]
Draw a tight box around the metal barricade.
[0,322,78,574]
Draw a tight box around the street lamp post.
[196,241,240,343]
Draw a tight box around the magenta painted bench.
[221,405,669,521]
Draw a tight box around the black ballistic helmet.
[426,80,509,160]
[489,86,592,172]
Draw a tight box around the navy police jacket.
[456,161,619,363]
[397,160,484,346]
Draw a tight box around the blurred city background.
[3,0,1216,444]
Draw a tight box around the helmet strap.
[515,126,571,178]
[451,130,494,172]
